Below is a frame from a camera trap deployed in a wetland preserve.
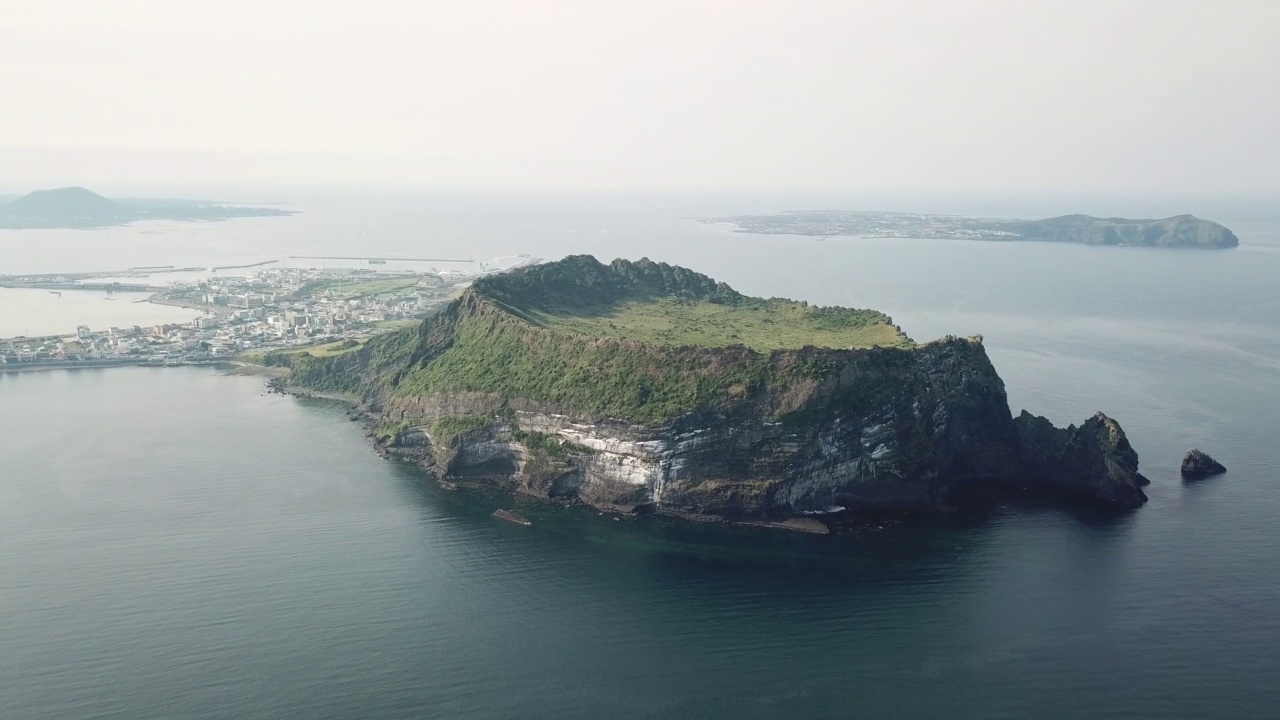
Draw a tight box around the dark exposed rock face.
[376,383,1152,516]
[1181,449,1227,478]
[1014,411,1149,508]
[376,336,1029,515]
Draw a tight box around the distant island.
[273,255,1150,536]
[0,186,296,229]
[703,210,1239,248]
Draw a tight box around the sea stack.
[1014,411,1150,508]
[1181,449,1227,478]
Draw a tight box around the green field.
[375,319,423,330]
[240,338,363,364]
[531,297,910,351]
[321,277,420,299]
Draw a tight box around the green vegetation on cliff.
[243,338,363,365]
[375,417,418,442]
[534,296,906,352]
[290,255,918,425]
[429,415,491,441]
[511,429,593,459]
[288,326,420,394]
[472,255,908,352]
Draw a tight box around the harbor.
[288,255,473,263]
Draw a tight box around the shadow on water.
[1181,472,1228,487]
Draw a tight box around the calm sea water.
[1,193,1278,718]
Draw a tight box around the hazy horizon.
[4,1,1278,196]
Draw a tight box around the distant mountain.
[991,214,1239,248]
[3,187,130,224]
[0,186,295,229]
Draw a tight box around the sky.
[1,0,1277,195]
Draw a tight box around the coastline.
[258,370,839,536]
[143,294,227,317]
[0,358,227,374]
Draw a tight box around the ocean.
[1,191,1277,718]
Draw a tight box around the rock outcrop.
[1181,449,1227,478]
[286,255,1151,524]
[1014,411,1149,508]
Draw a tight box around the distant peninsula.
[703,210,1239,248]
[0,186,296,229]
[273,255,1151,535]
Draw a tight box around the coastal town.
[0,257,534,369]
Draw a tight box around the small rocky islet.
[1181,449,1227,479]
[277,255,1157,533]
[492,509,532,526]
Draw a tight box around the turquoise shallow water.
[1,194,1278,718]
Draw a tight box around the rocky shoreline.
[263,370,1152,537]
[259,376,853,534]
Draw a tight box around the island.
[1181,449,1227,479]
[702,210,1239,248]
[0,186,295,229]
[268,255,1150,531]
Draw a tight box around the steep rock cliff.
[1014,411,1149,507]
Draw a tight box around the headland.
[276,255,1151,533]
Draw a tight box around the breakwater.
[288,255,473,263]
[212,260,278,271]
[0,359,224,373]
[0,281,166,293]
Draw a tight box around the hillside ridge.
[3,186,128,221]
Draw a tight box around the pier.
[0,280,164,293]
[288,255,473,263]
[0,358,224,373]
[212,260,278,271]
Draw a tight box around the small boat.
[492,509,531,526]
[48,291,62,296]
